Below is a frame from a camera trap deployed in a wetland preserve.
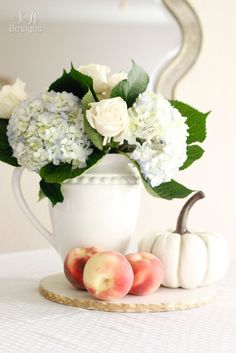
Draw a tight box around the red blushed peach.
[64,246,102,289]
[126,252,164,295]
[83,251,134,300]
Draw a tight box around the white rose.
[0,79,28,119]
[78,63,111,93]
[108,72,127,90]
[86,97,129,144]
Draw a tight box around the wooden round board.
[39,273,216,313]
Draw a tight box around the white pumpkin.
[139,192,229,289]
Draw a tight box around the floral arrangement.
[0,62,209,205]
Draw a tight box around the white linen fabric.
[0,249,235,353]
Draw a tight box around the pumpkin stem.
[174,191,205,235]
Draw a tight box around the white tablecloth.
[0,248,235,353]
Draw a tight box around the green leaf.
[70,64,97,101]
[49,65,98,100]
[170,100,210,144]
[150,180,194,200]
[110,61,149,107]
[0,149,19,166]
[81,90,95,113]
[180,145,204,170]
[82,91,104,151]
[0,119,9,150]
[83,116,104,151]
[39,179,64,206]
[40,149,105,184]
[0,118,19,166]
[121,152,193,200]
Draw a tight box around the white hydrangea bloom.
[0,78,28,119]
[128,92,188,187]
[7,91,93,171]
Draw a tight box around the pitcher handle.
[12,167,55,247]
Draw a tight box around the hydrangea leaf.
[82,90,95,113]
[110,61,149,108]
[121,152,193,199]
[180,145,204,170]
[49,65,97,101]
[0,119,9,150]
[39,179,64,206]
[0,119,19,166]
[170,100,210,144]
[0,149,19,166]
[70,65,98,101]
[82,91,104,151]
[148,180,194,200]
[40,149,105,184]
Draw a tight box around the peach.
[83,251,134,300]
[64,246,102,289]
[126,252,164,295]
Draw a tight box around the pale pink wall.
[174,0,236,257]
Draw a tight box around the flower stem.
[174,191,205,235]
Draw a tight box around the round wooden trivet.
[39,273,216,313]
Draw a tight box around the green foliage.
[180,145,204,170]
[49,64,98,101]
[39,179,64,206]
[39,149,105,184]
[82,91,104,151]
[0,119,9,150]
[0,118,19,167]
[110,61,149,107]
[149,180,194,200]
[0,149,19,166]
[81,90,95,113]
[170,100,210,144]
[83,117,104,151]
[170,100,210,171]
[120,152,193,200]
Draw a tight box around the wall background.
[0,0,236,257]
[175,0,236,257]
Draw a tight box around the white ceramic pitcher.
[12,154,141,260]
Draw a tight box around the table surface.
[0,249,235,353]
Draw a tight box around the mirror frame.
[155,0,202,99]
